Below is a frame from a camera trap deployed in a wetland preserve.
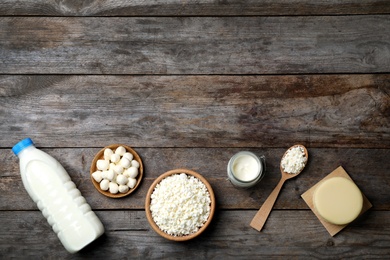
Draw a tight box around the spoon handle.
[250,177,286,231]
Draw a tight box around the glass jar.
[227,151,265,188]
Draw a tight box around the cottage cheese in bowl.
[145,169,215,241]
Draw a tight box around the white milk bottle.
[12,138,104,253]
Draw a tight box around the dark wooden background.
[0,1,389,259]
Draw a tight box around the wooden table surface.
[1,1,389,259]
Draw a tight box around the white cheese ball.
[110,154,120,163]
[119,157,131,169]
[92,171,103,183]
[125,166,138,179]
[101,170,108,179]
[119,184,129,193]
[131,160,140,168]
[123,152,134,161]
[104,148,114,160]
[123,169,130,178]
[96,159,109,171]
[115,146,126,156]
[116,174,128,185]
[108,162,114,170]
[127,178,137,189]
[109,182,119,194]
[113,164,124,174]
[106,169,116,181]
[100,179,110,191]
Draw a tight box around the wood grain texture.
[1,75,388,148]
[1,147,389,211]
[1,16,389,74]
[1,1,389,258]
[0,210,389,259]
[0,0,389,16]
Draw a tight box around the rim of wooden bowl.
[145,168,216,241]
[90,144,144,198]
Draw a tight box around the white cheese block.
[314,177,363,225]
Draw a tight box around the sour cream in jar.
[227,151,265,188]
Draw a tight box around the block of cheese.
[314,177,363,225]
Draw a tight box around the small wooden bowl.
[90,144,143,198]
[145,168,216,241]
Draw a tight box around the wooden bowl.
[145,168,216,241]
[90,144,143,198]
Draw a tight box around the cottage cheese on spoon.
[281,146,307,174]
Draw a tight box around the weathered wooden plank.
[0,16,389,74]
[0,210,389,259]
[0,0,389,16]
[0,75,389,148]
[1,147,388,210]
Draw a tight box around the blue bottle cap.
[12,138,34,155]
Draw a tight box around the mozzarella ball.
[100,179,110,191]
[113,164,124,174]
[115,146,126,156]
[123,152,134,161]
[131,160,140,168]
[104,148,114,160]
[109,182,119,194]
[106,169,116,181]
[119,184,129,193]
[110,154,120,163]
[109,162,116,171]
[92,171,103,183]
[119,157,131,168]
[96,159,109,171]
[125,167,138,179]
[127,178,137,189]
[116,174,128,185]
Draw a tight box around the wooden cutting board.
[301,166,372,236]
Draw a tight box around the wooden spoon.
[250,144,308,231]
